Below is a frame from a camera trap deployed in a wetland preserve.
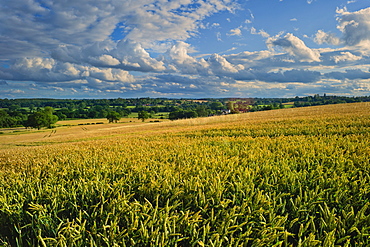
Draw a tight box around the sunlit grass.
[0,103,369,246]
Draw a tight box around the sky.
[1,0,370,99]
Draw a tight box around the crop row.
[0,103,369,246]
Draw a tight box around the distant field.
[127,112,169,119]
[282,102,294,108]
[0,103,369,246]
[0,117,168,135]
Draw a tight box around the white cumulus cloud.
[331,51,362,63]
[207,54,243,74]
[314,30,342,45]
[250,27,270,38]
[336,7,370,46]
[268,33,321,62]
[228,28,242,36]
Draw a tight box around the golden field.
[0,103,369,246]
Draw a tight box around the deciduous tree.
[106,111,121,123]
[138,111,150,122]
[25,107,58,129]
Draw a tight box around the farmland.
[0,103,369,246]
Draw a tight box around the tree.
[25,112,48,130]
[138,111,150,122]
[226,101,235,113]
[195,105,209,117]
[29,104,35,113]
[106,111,121,123]
[209,102,224,111]
[25,107,58,130]
[0,110,17,128]
[169,110,197,120]
[169,110,181,120]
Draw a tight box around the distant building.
[221,109,231,115]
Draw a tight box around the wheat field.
[0,103,369,246]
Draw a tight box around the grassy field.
[0,103,369,246]
[127,112,169,119]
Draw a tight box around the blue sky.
[1,0,370,99]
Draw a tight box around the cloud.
[93,55,121,66]
[331,51,362,63]
[216,32,222,41]
[114,40,166,71]
[324,69,370,80]
[165,42,197,64]
[268,33,321,62]
[0,0,238,61]
[336,7,370,46]
[1,1,370,98]
[50,40,166,72]
[225,50,274,67]
[0,80,8,86]
[264,69,321,83]
[314,7,370,50]
[228,28,242,36]
[0,89,25,95]
[1,57,135,91]
[207,54,243,74]
[0,0,240,94]
[314,30,342,45]
[250,27,270,38]
[141,73,237,97]
[123,0,238,46]
[0,0,120,59]
[163,41,207,74]
[2,32,370,98]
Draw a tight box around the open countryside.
[0,102,369,246]
[3,0,370,246]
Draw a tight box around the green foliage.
[106,111,121,123]
[169,110,198,120]
[1,96,370,128]
[195,105,210,117]
[0,110,17,128]
[209,101,224,111]
[25,107,58,130]
[138,110,150,122]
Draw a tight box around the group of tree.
[106,111,121,123]
[53,105,131,120]
[24,107,59,130]
[0,106,59,129]
[1,95,370,128]
[168,104,227,120]
[0,110,21,128]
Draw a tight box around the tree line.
[1,95,369,129]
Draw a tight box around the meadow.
[0,103,369,246]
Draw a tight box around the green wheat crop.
[0,103,369,246]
